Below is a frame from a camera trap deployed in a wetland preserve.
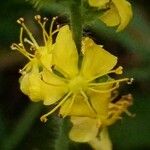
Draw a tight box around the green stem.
[70,0,83,54]
[55,118,71,150]
[1,103,42,150]
[88,128,112,150]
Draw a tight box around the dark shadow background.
[0,0,150,150]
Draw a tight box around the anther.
[115,66,123,74]
[30,46,36,51]
[127,78,134,84]
[40,116,48,123]
[19,69,26,75]
[43,17,48,22]
[34,15,41,21]
[18,43,23,47]
[10,43,17,50]
[53,16,58,21]
[24,38,34,46]
[57,25,60,29]
[17,18,24,24]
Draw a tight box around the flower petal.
[19,60,43,102]
[69,117,99,142]
[42,83,68,105]
[87,87,112,121]
[59,94,95,117]
[100,4,120,27]
[41,68,66,86]
[100,0,133,31]
[53,25,79,78]
[81,38,117,80]
[39,48,53,70]
[20,72,43,102]
[112,0,133,31]
[88,0,109,8]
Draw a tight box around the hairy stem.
[70,0,83,54]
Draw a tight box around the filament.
[88,83,119,93]
[62,94,76,117]
[40,92,72,122]
[89,78,131,87]
[80,90,96,113]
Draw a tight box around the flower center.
[69,76,88,93]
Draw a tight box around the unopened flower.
[88,0,133,31]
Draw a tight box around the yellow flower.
[69,94,133,144]
[11,16,60,102]
[12,18,132,123]
[39,25,132,122]
[88,0,133,31]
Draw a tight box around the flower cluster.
[12,14,133,149]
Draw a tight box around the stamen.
[127,78,134,84]
[10,43,32,60]
[19,69,26,75]
[111,90,119,101]
[10,43,17,50]
[80,91,96,113]
[17,18,39,48]
[40,92,72,123]
[106,94,133,125]
[35,15,49,44]
[48,16,58,44]
[57,25,60,29]
[89,78,131,87]
[34,15,41,21]
[62,94,76,118]
[43,17,48,22]
[88,83,119,93]
[17,18,24,24]
[115,66,123,74]
[49,16,58,36]
[19,27,25,49]
[24,38,34,46]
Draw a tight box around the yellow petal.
[59,94,95,117]
[41,68,66,86]
[88,0,109,8]
[81,38,117,80]
[100,0,133,31]
[100,4,120,27]
[87,87,111,121]
[37,45,54,70]
[89,128,112,150]
[112,0,133,31]
[69,117,99,142]
[53,25,79,78]
[20,72,43,102]
[40,52,52,70]
[42,83,68,105]
[19,60,43,101]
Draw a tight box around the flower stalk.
[70,0,83,54]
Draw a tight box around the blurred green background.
[0,0,150,150]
